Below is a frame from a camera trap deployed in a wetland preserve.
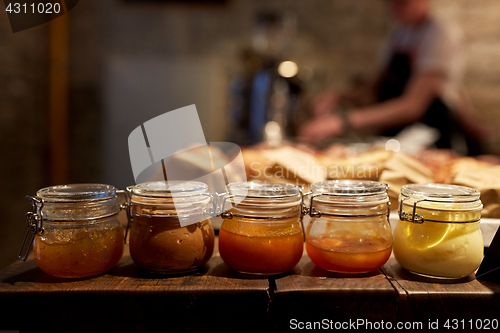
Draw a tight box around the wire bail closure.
[220,194,236,219]
[305,188,391,221]
[220,186,304,221]
[398,196,425,224]
[202,192,218,218]
[124,188,219,243]
[398,195,481,224]
[18,196,44,262]
[120,188,133,244]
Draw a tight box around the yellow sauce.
[393,204,483,278]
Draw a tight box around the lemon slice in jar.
[400,221,452,251]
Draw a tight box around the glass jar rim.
[222,182,302,219]
[128,181,208,198]
[401,183,480,202]
[37,184,117,202]
[227,181,301,199]
[312,180,388,196]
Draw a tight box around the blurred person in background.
[300,0,489,155]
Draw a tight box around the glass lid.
[129,181,208,198]
[37,184,117,202]
[312,180,388,196]
[227,181,301,198]
[401,184,480,202]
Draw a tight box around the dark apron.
[376,52,482,155]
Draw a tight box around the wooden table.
[1,243,499,332]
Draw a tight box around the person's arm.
[349,71,444,131]
[300,71,444,142]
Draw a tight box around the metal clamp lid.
[19,190,129,260]
[124,188,218,243]
[220,185,304,221]
[18,196,44,262]
[305,182,390,220]
[398,195,481,224]
[304,191,391,220]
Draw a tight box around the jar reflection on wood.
[393,184,483,279]
[20,184,125,278]
[219,182,304,275]
[305,180,392,274]
[127,181,215,274]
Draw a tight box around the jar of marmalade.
[305,180,392,273]
[219,182,304,275]
[127,181,215,274]
[19,184,125,278]
[393,184,483,279]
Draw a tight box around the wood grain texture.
[272,255,399,331]
[2,246,500,331]
[381,258,500,323]
[0,246,271,331]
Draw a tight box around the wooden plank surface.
[0,246,271,331]
[382,258,500,326]
[2,245,500,331]
[271,254,399,331]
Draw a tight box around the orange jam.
[219,217,303,275]
[129,216,214,274]
[306,236,391,273]
[34,225,124,278]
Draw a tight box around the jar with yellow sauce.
[305,180,392,273]
[127,181,215,274]
[393,184,483,279]
[20,184,125,278]
[219,182,304,275]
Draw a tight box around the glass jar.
[127,181,215,274]
[20,184,125,278]
[305,180,392,273]
[219,182,304,275]
[393,183,483,279]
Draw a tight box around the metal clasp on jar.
[117,189,133,244]
[398,196,481,224]
[304,190,391,222]
[18,196,44,262]
[123,188,219,243]
[219,191,303,221]
[398,196,425,224]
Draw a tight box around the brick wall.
[0,12,48,269]
[433,0,500,148]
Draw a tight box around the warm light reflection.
[278,61,299,78]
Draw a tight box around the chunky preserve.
[22,184,124,278]
[127,181,215,274]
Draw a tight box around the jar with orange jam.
[219,182,304,275]
[127,181,215,274]
[393,184,483,279]
[305,180,392,273]
[19,184,125,278]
